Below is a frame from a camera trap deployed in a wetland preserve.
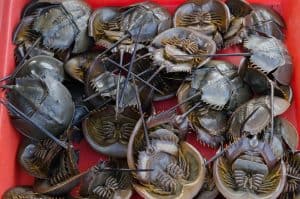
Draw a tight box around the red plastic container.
[0,0,299,198]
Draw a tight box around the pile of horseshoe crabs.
[2,0,299,198]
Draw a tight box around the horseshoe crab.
[33,146,81,196]
[3,186,72,199]
[89,2,172,54]
[15,0,92,54]
[244,4,286,41]
[228,96,290,141]
[150,27,216,73]
[82,105,140,158]
[177,60,252,147]
[174,0,231,48]
[18,139,62,179]
[14,55,64,82]
[4,76,74,140]
[127,115,206,199]
[64,53,97,83]
[214,136,287,199]
[80,161,132,199]
[240,57,292,101]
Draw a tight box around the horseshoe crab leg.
[132,77,150,148]
[99,168,154,172]
[173,52,252,58]
[154,91,202,118]
[0,99,68,149]
[269,79,275,144]
[115,48,125,119]
[286,174,300,181]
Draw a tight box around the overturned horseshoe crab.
[150,27,216,73]
[214,136,287,199]
[127,114,206,199]
[82,105,140,158]
[174,0,231,48]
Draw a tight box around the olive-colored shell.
[15,55,64,82]
[82,105,140,158]
[214,157,286,199]
[151,27,216,72]
[7,77,74,140]
[127,119,206,199]
[174,0,230,33]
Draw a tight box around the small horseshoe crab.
[127,114,206,199]
[80,161,132,199]
[82,105,140,158]
[213,136,287,199]
[174,0,231,48]
[89,2,172,54]
[150,27,217,73]
[14,0,92,54]
[177,60,252,148]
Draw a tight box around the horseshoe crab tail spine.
[119,27,142,110]
[269,79,275,144]
[0,37,42,83]
[115,48,125,119]
[173,52,252,58]
[0,99,68,149]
